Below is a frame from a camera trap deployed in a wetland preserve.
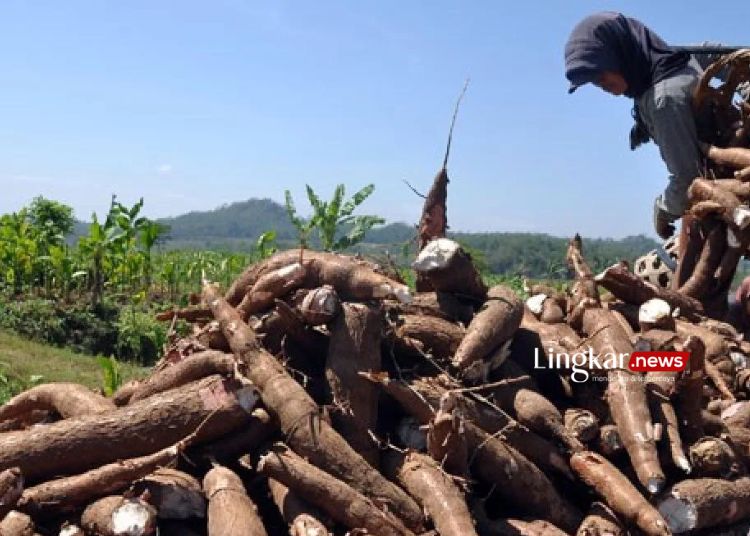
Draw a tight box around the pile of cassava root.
[4,238,750,536]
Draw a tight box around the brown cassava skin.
[675,336,706,445]
[131,468,205,520]
[394,314,466,361]
[713,178,750,199]
[416,167,449,292]
[203,466,268,536]
[570,451,671,536]
[0,375,255,483]
[414,239,488,301]
[0,467,23,520]
[566,234,599,311]
[290,285,341,326]
[674,320,726,360]
[658,477,750,533]
[369,373,572,479]
[226,249,408,306]
[705,359,736,401]
[129,350,235,403]
[472,502,570,536]
[576,502,626,536]
[187,407,276,464]
[706,145,750,169]
[0,383,114,423]
[257,300,329,358]
[81,496,157,536]
[18,438,188,517]
[382,451,479,536]
[112,379,141,406]
[672,215,704,290]
[688,180,750,235]
[581,307,664,492]
[564,408,599,443]
[203,284,424,531]
[646,369,689,471]
[237,262,307,319]
[679,221,726,299]
[453,284,523,371]
[257,445,415,536]
[385,291,475,325]
[688,437,744,478]
[325,302,382,467]
[539,297,566,323]
[492,359,583,452]
[594,262,704,319]
[268,478,331,536]
[0,510,35,536]
[426,395,469,479]
[737,165,750,180]
[464,423,582,532]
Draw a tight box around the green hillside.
[71,198,660,278]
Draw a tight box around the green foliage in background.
[97,355,122,396]
[285,184,385,251]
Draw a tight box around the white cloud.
[157,164,173,176]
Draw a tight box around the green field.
[0,330,148,401]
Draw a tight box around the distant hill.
[72,198,660,278]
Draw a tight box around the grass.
[0,329,149,400]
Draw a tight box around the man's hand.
[653,196,677,239]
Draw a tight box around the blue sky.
[1,0,747,238]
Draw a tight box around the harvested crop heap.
[4,62,750,536]
[4,237,750,536]
[673,50,750,318]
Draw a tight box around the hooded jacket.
[564,12,689,98]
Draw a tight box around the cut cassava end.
[452,284,523,373]
[202,282,424,530]
[0,383,115,423]
[657,477,750,533]
[688,437,744,478]
[130,468,205,520]
[413,238,487,301]
[639,298,675,332]
[570,451,670,536]
[392,313,466,362]
[203,465,268,536]
[0,375,258,484]
[325,302,382,467]
[268,478,331,536]
[81,495,157,536]
[293,285,341,325]
[576,502,626,536]
[383,451,479,536]
[564,408,599,443]
[257,444,415,536]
